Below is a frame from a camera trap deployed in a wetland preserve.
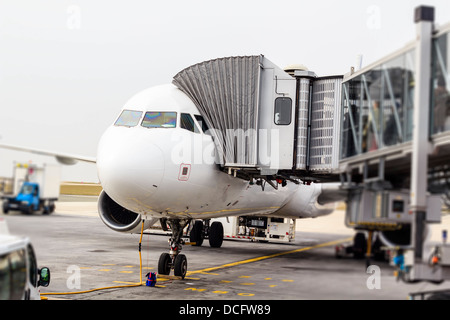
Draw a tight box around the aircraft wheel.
[174,254,187,279]
[158,253,171,275]
[189,220,204,246]
[209,221,223,248]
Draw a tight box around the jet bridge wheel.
[353,232,367,259]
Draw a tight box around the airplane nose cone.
[97,127,164,206]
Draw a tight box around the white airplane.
[0,83,346,279]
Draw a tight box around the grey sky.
[1,0,450,182]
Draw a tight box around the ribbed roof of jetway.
[172,55,262,167]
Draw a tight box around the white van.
[0,220,50,300]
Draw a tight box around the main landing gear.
[189,219,224,248]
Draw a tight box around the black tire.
[23,206,33,215]
[158,253,171,275]
[189,220,204,246]
[353,232,367,259]
[174,254,187,279]
[209,221,224,248]
[2,202,9,214]
[43,205,54,215]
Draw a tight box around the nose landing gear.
[157,219,189,279]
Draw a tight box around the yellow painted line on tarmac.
[238,293,254,297]
[199,272,219,275]
[186,237,352,276]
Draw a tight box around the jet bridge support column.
[410,6,433,264]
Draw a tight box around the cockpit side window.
[180,113,200,133]
[194,115,211,135]
[114,110,143,127]
[141,112,177,128]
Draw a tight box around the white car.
[0,219,50,300]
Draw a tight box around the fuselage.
[96,84,333,220]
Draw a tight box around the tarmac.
[3,195,450,304]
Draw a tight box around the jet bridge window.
[141,112,177,128]
[180,113,200,133]
[114,110,143,127]
[274,97,292,125]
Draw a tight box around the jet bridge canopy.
[173,55,265,168]
[173,55,343,180]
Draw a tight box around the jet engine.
[98,190,154,233]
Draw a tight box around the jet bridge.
[173,5,450,285]
[338,6,450,285]
[173,55,343,182]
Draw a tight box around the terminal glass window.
[274,97,292,125]
[114,110,143,127]
[341,78,362,158]
[180,113,200,133]
[431,31,450,134]
[341,49,415,159]
[141,112,177,128]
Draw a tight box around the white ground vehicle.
[0,219,50,300]
[150,216,296,244]
[1,163,61,215]
[215,216,296,243]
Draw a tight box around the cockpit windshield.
[141,112,177,128]
[114,110,143,127]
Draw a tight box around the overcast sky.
[1,0,450,182]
